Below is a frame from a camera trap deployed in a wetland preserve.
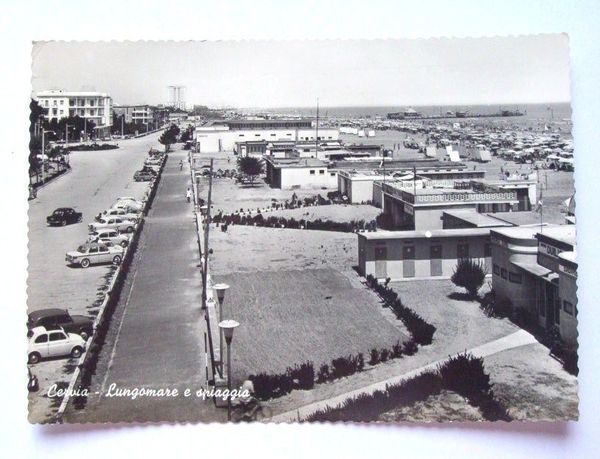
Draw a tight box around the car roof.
[80,242,109,249]
[29,308,69,321]
[30,325,65,334]
[54,207,73,212]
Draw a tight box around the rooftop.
[488,211,546,226]
[491,224,562,242]
[443,209,513,228]
[37,90,110,98]
[265,157,327,169]
[536,225,576,247]
[359,227,492,240]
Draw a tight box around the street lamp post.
[218,319,239,421]
[213,283,230,371]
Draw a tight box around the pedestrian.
[186,187,192,203]
[179,159,183,171]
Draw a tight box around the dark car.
[134,170,155,182]
[27,308,93,340]
[46,208,83,226]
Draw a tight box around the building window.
[330,172,336,176]
[60,100,64,105]
[52,108,58,115]
[309,170,315,175]
[319,170,325,174]
[59,110,64,115]
[53,100,57,106]
[508,272,522,284]
[239,134,244,137]
[457,243,469,259]
[44,100,48,107]
[493,264,500,275]
[500,268,507,279]
[563,300,574,315]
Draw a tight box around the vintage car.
[28,326,86,364]
[87,228,130,248]
[112,197,144,211]
[88,217,136,234]
[134,170,155,182]
[65,242,124,268]
[100,207,141,223]
[28,308,94,341]
[46,207,83,226]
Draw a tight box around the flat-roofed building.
[381,182,520,231]
[264,157,338,189]
[195,119,339,153]
[490,225,577,349]
[358,228,493,280]
[36,90,113,129]
[442,209,515,229]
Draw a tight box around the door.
[374,247,387,279]
[403,246,415,278]
[545,282,556,329]
[430,245,442,276]
[98,246,111,262]
[88,245,99,262]
[48,331,70,356]
[33,333,49,358]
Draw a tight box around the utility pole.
[315,97,319,158]
[121,116,124,137]
[65,123,69,148]
[201,159,218,379]
[41,128,45,184]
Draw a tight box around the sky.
[31,35,571,108]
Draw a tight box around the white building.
[36,90,113,128]
[194,119,339,153]
[264,157,338,190]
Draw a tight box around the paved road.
[27,133,162,423]
[27,133,160,315]
[66,149,225,422]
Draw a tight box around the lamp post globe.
[213,283,229,306]
[218,319,239,421]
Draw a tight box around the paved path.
[65,148,225,423]
[271,329,537,422]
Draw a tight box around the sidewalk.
[65,148,226,423]
[271,329,537,422]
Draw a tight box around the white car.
[112,197,144,212]
[87,229,130,247]
[89,217,136,234]
[66,242,124,268]
[28,326,86,364]
[101,207,141,223]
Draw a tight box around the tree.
[237,156,264,185]
[158,124,180,152]
[451,258,487,299]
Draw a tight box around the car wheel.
[71,346,83,358]
[80,258,91,268]
[77,216,82,223]
[121,240,129,248]
[79,330,90,341]
[28,352,41,364]
[61,220,67,226]
[112,255,122,265]
[127,226,134,233]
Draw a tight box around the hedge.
[366,275,436,345]
[306,353,511,422]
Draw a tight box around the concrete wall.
[359,234,491,280]
[280,167,337,190]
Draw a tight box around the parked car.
[101,208,141,223]
[28,326,86,364]
[134,170,155,182]
[88,217,136,234]
[46,208,83,226]
[65,242,124,268]
[87,229,130,248]
[28,308,94,341]
[112,197,144,212]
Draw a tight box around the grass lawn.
[484,342,578,420]
[266,204,381,224]
[210,225,359,273]
[209,225,406,385]
[389,279,518,354]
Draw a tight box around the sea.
[246,103,572,122]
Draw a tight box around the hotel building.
[36,90,113,129]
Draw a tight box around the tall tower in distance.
[168,85,186,110]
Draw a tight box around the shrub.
[317,364,330,383]
[287,361,315,390]
[451,258,487,299]
[369,349,380,366]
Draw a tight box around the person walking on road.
[179,159,184,171]
[186,187,192,203]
